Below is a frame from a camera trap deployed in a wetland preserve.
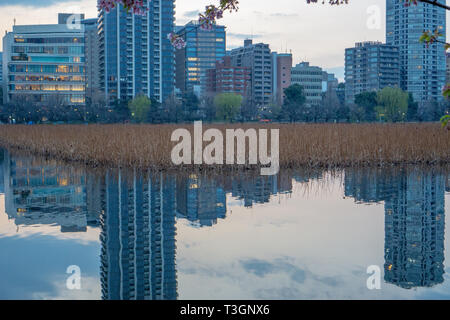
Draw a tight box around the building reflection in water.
[100,170,178,300]
[345,167,446,289]
[2,150,95,232]
[2,149,449,297]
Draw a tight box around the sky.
[0,0,449,80]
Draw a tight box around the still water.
[0,149,449,300]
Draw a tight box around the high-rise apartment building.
[81,18,100,100]
[291,62,323,106]
[2,23,86,106]
[205,56,251,97]
[446,52,450,86]
[0,52,3,84]
[272,52,292,105]
[175,21,226,96]
[386,0,446,103]
[230,39,273,107]
[98,0,175,104]
[344,41,400,104]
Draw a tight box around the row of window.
[13,46,84,55]
[9,64,85,74]
[11,84,85,91]
[14,37,84,44]
[9,75,85,82]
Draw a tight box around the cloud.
[0,0,72,7]
[269,12,299,17]
[183,10,199,18]
[227,32,262,40]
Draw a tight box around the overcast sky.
[0,0,449,79]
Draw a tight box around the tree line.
[0,84,448,124]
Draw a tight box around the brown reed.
[0,123,448,169]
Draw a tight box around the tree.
[163,94,183,123]
[417,100,446,122]
[128,95,151,123]
[282,84,306,122]
[146,98,163,123]
[202,95,217,122]
[406,93,418,122]
[259,103,282,121]
[354,91,377,122]
[85,89,108,123]
[376,87,409,122]
[321,88,340,122]
[182,92,200,121]
[111,99,131,123]
[214,93,242,122]
[336,103,351,123]
[241,95,258,121]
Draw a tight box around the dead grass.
[0,123,448,169]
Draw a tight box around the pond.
[0,149,449,300]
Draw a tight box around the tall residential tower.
[345,41,400,104]
[386,0,446,103]
[98,0,175,104]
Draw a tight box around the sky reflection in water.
[0,149,449,300]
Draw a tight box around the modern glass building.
[175,21,226,96]
[2,24,86,105]
[98,0,175,104]
[386,0,446,102]
[344,41,400,104]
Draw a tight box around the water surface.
[0,149,449,300]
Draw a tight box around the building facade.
[81,18,100,101]
[175,21,226,96]
[291,62,323,106]
[2,24,86,106]
[272,52,292,105]
[386,0,446,103]
[229,40,273,107]
[0,52,3,84]
[205,56,251,97]
[446,52,450,86]
[98,0,175,104]
[344,41,400,104]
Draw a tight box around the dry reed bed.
[0,123,448,169]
